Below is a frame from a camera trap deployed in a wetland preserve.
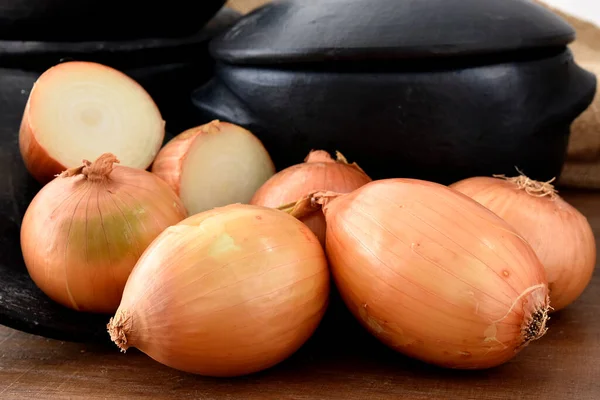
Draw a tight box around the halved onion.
[151,120,275,215]
[19,61,165,184]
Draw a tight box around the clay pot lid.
[210,0,575,65]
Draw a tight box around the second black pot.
[0,8,240,344]
[0,0,226,41]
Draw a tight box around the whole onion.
[20,153,187,313]
[289,179,551,369]
[108,204,330,377]
[451,173,596,311]
[251,150,371,245]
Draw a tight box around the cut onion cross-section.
[19,61,165,184]
[151,120,276,215]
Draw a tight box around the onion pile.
[20,153,187,313]
[251,150,372,245]
[19,61,165,184]
[151,120,275,215]
[107,204,329,377]
[450,173,596,312]
[288,179,551,369]
[15,60,583,377]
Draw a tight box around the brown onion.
[289,179,551,369]
[251,150,371,245]
[108,204,329,377]
[450,174,596,311]
[20,153,187,313]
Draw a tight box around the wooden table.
[1,191,599,399]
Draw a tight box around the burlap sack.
[534,1,600,188]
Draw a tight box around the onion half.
[151,120,275,215]
[19,61,165,184]
[289,179,551,369]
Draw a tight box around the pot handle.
[191,77,256,127]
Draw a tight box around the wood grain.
[0,191,599,399]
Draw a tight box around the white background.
[541,0,600,25]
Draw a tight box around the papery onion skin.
[316,179,550,369]
[20,153,187,314]
[19,100,67,184]
[251,150,371,245]
[150,120,218,196]
[108,204,329,377]
[450,175,596,312]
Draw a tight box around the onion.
[151,120,275,215]
[107,204,329,377]
[20,153,187,313]
[19,61,165,184]
[450,173,596,312]
[289,179,551,369]
[250,150,372,245]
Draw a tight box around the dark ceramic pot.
[0,8,240,343]
[0,0,226,41]
[193,0,597,184]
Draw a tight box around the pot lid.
[211,0,575,65]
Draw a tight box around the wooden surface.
[226,0,270,14]
[0,190,599,399]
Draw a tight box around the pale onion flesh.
[292,179,551,369]
[19,61,165,184]
[450,174,596,311]
[108,204,329,377]
[151,120,275,215]
[20,153,187,313]
[251,150,372,246]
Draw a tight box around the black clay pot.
[0,0,226,41]
[1,7,240,136]
[193,0,597,184]
[0,8,240,343]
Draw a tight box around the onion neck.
[107,309,132,352]
[303,150,369,177]
[305,150,336,164]
[493,169,558,199]
[201,119,222,135]
[59,153,119,182]
[279,191,342,220]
